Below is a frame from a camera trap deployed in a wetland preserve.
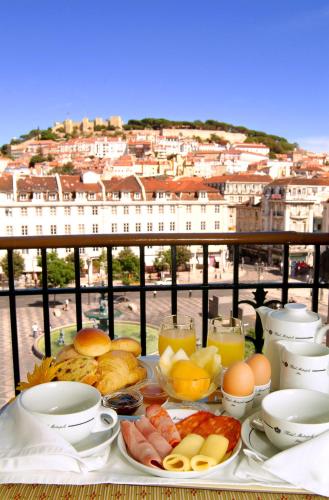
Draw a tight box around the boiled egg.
[222,361,255,396]
[246,353,271,385]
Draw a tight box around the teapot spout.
[255,306,272,330]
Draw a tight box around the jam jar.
[102,389,143,415]
[140,382,168,406]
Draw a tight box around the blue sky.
[1,0,329,151]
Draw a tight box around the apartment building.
[0,172,230,278]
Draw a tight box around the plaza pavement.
[1,265,328,408]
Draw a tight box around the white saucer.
[241,411,278,460]
[73,421,120,458]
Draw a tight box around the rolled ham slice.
[120,420,162,468]
[145,404,181,447]
[135,416,172,458]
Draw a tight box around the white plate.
[73,421,120,458]
[117,408,242,478]
[241,411,278,460]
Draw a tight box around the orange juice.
[158,328,196,356]
[207,333,245,367]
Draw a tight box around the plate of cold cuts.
[117,405,242,478]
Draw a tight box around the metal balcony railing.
[0,231,328,396]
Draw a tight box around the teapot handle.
[315,324,329,344]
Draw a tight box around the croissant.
[96,353,147,395]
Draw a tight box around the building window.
[170,206,175,214]
[147,223,153,232]
[186,221,191,231]
[136,223,141,232]
[36,225,43,235]
[92,206,98,215]
[79,248,85,254]
[170,222,175,231]
[88,193,96,201]
[49,193,57,201]
[64,207,71,216]
[36,207,42,216]
[63,193,70,201]
[5,208,12,217]
[158,222,164,231]
[134,192,141,200]
[215,205,220,213]
[21,207,28,216]
[159,205,164,214]
[201,221,206,230]
[124,206,129,215]
[112,223,117,233]
[21,225,28,236]
[50,207,56,216]
[113,192,119,200]
[200,192,206,198]
[6,226,13,236]
[22,249,29,254]
[147,205,153,214]
[201,205,206,213]
[50,225,57,235]
[214,221,220,230]
[65,224,71,235]
[65,248,71,253]
[78,206,84,216]
[19,194,28,201]
[135,206,141,214]
[112,206,117,215]
[186,206,192,213]
[78,224,85,234]
[92,224,98,234]
[123,223,129,232]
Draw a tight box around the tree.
[0,251,25,280]
[65,252,84,271]
[154,246,192,272]
[49,162,75,175]
[37,251,75,303]
[114,248,140,284]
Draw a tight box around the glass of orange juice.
[158,314,196,356]
[207,316,244,368]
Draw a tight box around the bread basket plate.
[117,408,242,478]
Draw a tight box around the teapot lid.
[272,303,319,323]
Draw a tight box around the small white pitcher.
[278,340,329,394]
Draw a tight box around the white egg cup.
[252,380,271,408]
[222,388,255,418]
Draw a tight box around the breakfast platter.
[117,409,242,480]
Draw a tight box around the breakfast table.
[0,356,328,499]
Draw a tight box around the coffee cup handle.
[250,414,265,433]
[315,324,329,344]
[91,407,118,433]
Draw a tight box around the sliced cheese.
[162,453,191,472]
[190,454,217,471]
[172,433,204,458]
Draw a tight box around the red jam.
[140,383,168,405]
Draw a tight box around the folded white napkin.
[0,397,110,473]
[236,430,329,497]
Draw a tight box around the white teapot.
[256,303,329,390]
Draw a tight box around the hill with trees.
[123,118,297,155]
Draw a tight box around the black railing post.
[202,244,209,347]
[139,246,147,355]
[7,250,20,394]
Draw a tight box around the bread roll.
[74,328,111,356]
[55,356,99,385]
[56,344,81,363]
[110,337,141,357]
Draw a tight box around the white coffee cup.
[279,341,329,394]
[221,388,254,418]
[20,381,118,445]
[261,389,329,450]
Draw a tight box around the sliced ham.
[120,420,162,469]
[135,416,172,458]
[145,404,181,447]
